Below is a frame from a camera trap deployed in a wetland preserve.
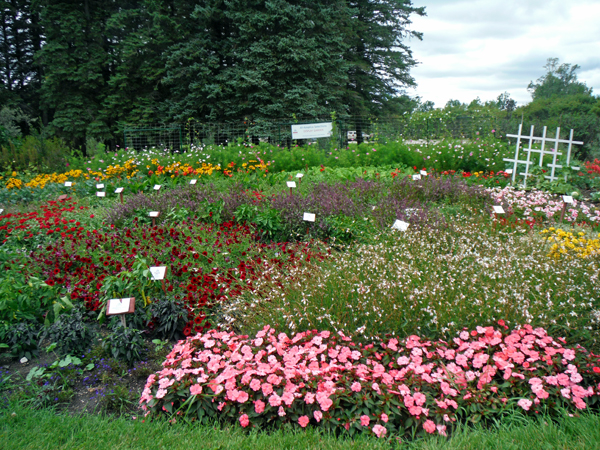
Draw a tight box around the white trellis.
[503,124,583,186]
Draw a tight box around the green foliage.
[528,58,593,100]
[149,297,188,341]
[5,322,39,360]
[102,326,146,365]
[39,306,97,356]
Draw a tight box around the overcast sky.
[406,0,600,108]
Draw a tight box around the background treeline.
[0,0,424,150]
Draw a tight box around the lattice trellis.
[503,124,583,186]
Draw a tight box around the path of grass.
[2,404,600,450]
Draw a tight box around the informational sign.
[391,220,409,231]
[571,166,580,171]
[106,297,135,315]
[303,212,316,222]
[492,206,505,214]
[149,211,160,218]
[96,183,104,189]
[412,174,421,181]
[420,170,427,176]
[115,187,124,194]
[296,173,304,179]
[96,192,106,197]
[64,181,72,187]
[562,195,574,204]
[286,181,297,188]
[505,169,513,175]
[190,179,197,185]
[154,185,161,191]
[291,122,332,140]
[149,266,167,281]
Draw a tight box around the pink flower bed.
[140,322,600,438]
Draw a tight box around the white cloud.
[406,0,600,108]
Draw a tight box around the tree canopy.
[0,0,424,148]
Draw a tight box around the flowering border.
[140,322,600,438]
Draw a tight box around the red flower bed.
[0,197,85,244]
[27,218,328,333]
[140,323,600,438]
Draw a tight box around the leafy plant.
[5,322,39,360]
[102,326,146,365]
[150,296,187,340]
[39,306,97,356]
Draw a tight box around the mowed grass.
[1,405,600,450]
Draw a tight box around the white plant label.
[190,179,197,185]
[64,181,72,187]
[149,211,160,218]
[493,206,505,214]
[96,183,104,189]
[149,266,167,281]
[286,181,297,188]
[296,173,304,179]
[391,220,409,232]
[303,212,316,222]
[412,174,421,181]
[571,166,580,171]
[96,192,106,198]
[420,170,427,176]
[0,209,3,214]
[153,185,161,191]
[505,169,513,175]
[108,298,131,315]
[115,187,124,194]
[562,195,574,204]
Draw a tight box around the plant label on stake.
[0,209,3,214]
[149,266,168,293]
[303,212,315,236]
[96,191,106,198]
[153,185,161,191]
[412,174,421,181]
[296,173,304,185]
[391,220,409,232]
[115,187,124,203]
[505,169,513,175]
[149,211,160,227]
[560,195,573,221]
[492,206,505,214]
[106,297,135,327]
[64,181,72,187]
[287,181,296,195]
[96,183,104,189]
[190,179,197,185]
[420,170,427,176]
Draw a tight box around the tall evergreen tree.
[0,0,43,121]
[34,0,115,148]
[164,0,351,122]
[343,0,424,117]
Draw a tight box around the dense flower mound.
[140,323,600,438]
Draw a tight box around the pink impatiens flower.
[298,416,309,428]
[518,399,533,411]
[314,410,323,422]
[254,400,265,414]
[190,384,202,395]
[360,415,370,426]
[351,382,362,392]
[423,420,436,433]
[239,414,249,427]
[372,424,387,438]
